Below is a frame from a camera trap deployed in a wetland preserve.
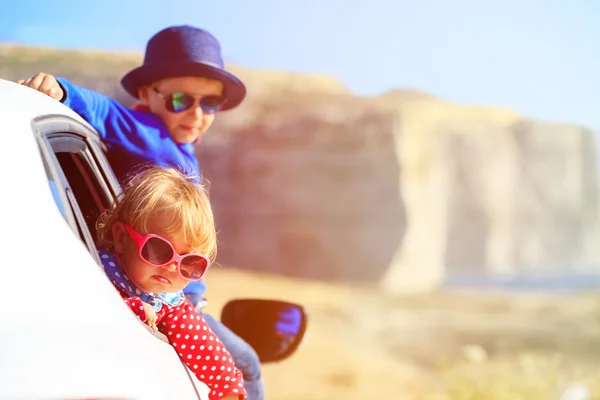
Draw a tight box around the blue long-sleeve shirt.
[58,78,200,182]
[57,78,206,297]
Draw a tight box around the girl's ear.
[112,222,126,254]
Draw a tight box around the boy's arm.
[19,73,152,148]
[56,77,139,142]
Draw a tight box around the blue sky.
[0,0,598,132]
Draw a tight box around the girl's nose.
[164,262,178,272]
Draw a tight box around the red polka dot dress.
[100,249,247,400]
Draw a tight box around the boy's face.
[138,76,224,144]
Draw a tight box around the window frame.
[32,114,122,264]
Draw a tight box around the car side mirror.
[220,299,308,363]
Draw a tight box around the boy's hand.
[142,301,158,332]
[17,72,64,101]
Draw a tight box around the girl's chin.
[141,280,186,294]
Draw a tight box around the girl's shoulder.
[97,248,118,267]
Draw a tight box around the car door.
[32,113,210,400]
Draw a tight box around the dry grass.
[204,268,600,400]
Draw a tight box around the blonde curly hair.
[96,166,217,262]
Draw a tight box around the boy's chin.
[172,133,201,145]
[171,127,202,144]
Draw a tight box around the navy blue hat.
[121,25,246,111]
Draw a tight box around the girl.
[96,166,246,400]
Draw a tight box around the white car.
[0,78,307,400]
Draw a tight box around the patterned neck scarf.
[98,248,185,312]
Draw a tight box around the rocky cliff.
[200,89,600,293]
[2,44,598,293]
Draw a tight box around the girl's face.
[137,76,224,144]
[112,215,201,294]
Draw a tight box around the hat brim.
[121,62,246,111]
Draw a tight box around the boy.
[18,25,264,400]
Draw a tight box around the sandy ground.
[203,267,600,400]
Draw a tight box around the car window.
[41,153,67,218]
[34,115,121,258]
[53,138,111,242]
[47,179,66,217]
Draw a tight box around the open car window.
[33,115,121,263]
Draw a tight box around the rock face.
[200,95,406,285]
[200,91,600,293]
[3,44,598,293]
[437,118,599,275]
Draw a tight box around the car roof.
[0,78,100,158]
[0,78,87,122]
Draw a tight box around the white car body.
[0,79,210,399]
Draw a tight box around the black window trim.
[48,134,113,214]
